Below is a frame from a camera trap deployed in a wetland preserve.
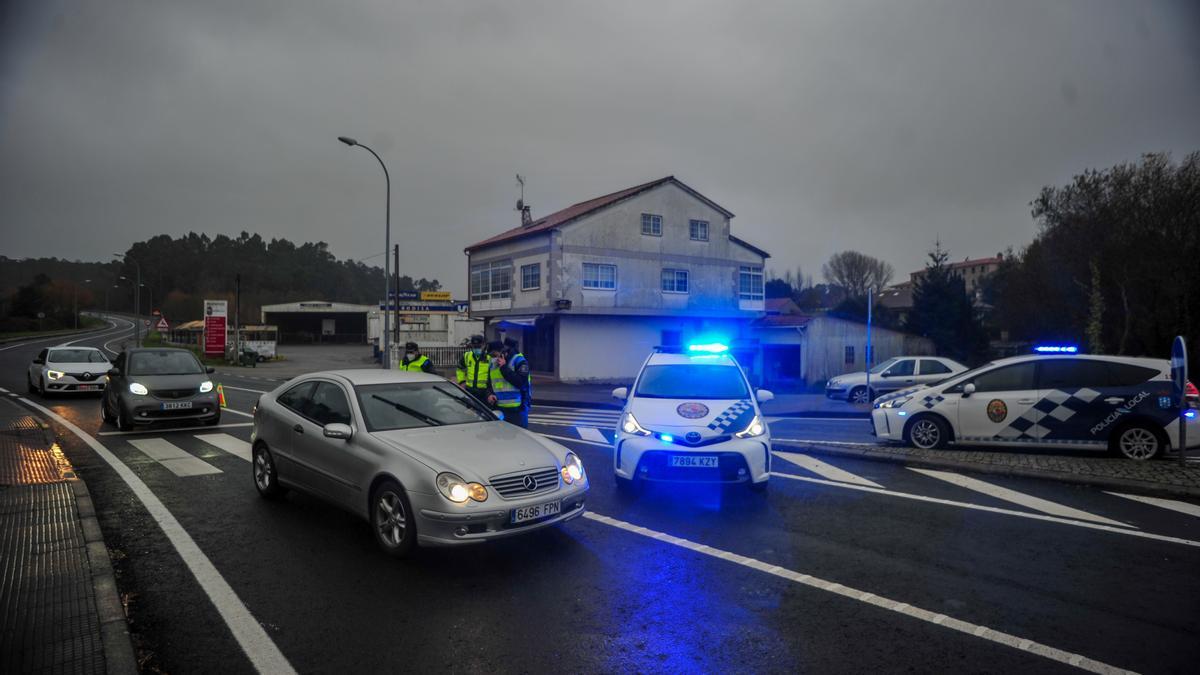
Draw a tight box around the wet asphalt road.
[4,318,1200,674]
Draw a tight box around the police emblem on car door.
[956,362,1041,444]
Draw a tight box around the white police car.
[611,344,773,491]
[871,350,1200,460]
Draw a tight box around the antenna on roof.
[515,174,533,227]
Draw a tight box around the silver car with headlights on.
[250,369,589,557]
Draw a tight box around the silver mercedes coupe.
[250,369,588,557]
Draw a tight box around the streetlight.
[338,135,392,369]
[114,253,142,346]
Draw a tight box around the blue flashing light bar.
[659,434,675,443]
[687,343,729,354]
[1033,344,1079,354]
[1185,410,1197,420]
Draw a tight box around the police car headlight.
[561,453,585,484]
[47,370,66,381]
[129,382,148,396]
[436,472,487,503]
[735,415,766,438]
[621,412,651,436]
[877,396,911,409]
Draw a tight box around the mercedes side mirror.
[323,423,353,441]
[756,389,775,403]
[612,387,628,401]
[962,383,976,398]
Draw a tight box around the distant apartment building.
[464,176,769,383]
[878,253,1005,317]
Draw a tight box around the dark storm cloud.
[2,0,1198,293]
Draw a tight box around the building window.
[520,263,540,291]
[845,346,855,365]
[739,266,764,300]
[661,268,689,293]
[583,263,617,290]
[689,219,709,241]
[470,260,512,300]
[641,213,662,236]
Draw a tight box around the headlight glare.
[561,453,585,484]
[621,412,651,436]
[129,382,148,395]
[199,380,214,393]
[47,370,65,380]
[735,415,766,438]
[877,396,912,409]
[436,472,486,503]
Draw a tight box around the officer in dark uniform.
[398,341,435,373]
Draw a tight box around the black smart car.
[101,348,221,430]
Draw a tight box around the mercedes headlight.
[129,382,148,396]
[561,453,585,484]
[735,415,766,438]
[876,396,911,409]
[621,412,651,436]
[436,472,487,503]
[47,370,65,381]
[199,381,214,393]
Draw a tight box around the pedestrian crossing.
[125,433,249,477]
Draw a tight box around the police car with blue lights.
[870,346,1200,460]
[611,343,773,491]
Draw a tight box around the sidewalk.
[776,438,1200,499]
[0,398,135,674]
[530,379,869,417]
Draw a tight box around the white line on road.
[196,433,252,462]
[577,427,609,444]
[97,422,253,436]
[582,511,1133,675]
[220,385,269,394]
[221,407,255,418]
[1105,492,1200,519]
[774,437,878,447]
[773,451,883,487]
[16,397,296,674]
[537,432,611,448]
[771,471,1200,549]
[909,468,1129,527]
[128,438,222,477]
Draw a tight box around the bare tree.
[822,251,894,298]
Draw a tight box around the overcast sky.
[3,0,1198,295]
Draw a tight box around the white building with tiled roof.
[463,176,769,383]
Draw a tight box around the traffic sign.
[155,316,169,332]
[1171,335,1187,400]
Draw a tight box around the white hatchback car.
[612,345,773,492]
[28,346,112,395]
[871,353,1200,460]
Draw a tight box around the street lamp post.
[114,254,142,346]
[338,135,392,369]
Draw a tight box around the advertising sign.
[204,300,228,356]
[420,291,452,302]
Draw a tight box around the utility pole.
[865,287,874,406]
[393,244,400,350]
[235,274,241,361]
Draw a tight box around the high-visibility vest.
[490,363,523,408]
[457,351,488,389]
[399,355,429,372]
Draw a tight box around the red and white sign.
[155,316,170,332]
[204,300,228,356]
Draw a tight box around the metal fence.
[388,345,463,375]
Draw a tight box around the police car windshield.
[355,383,494,431]
[636,365,749,399]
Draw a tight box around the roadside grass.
[0,316,109,341]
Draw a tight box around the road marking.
[220,385,268,394]
[1106,492,1200,519]
[774,437,878,448]
[909,468,1128,527]
[773,451,882,487]
[196,433,252,462]
[222,407,254,418]
[98,422,253,436]
[771,471,1200,549]
[537,432,611,448]
[581,511,1133,675]
[14,397,297,674]
[128,438,222,477]
[577,427,609,443]
[529,417,601,428]
[539,409,620,417]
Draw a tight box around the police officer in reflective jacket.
[456,335,489,403]
[398,341,435,374]
[486,339,532,428]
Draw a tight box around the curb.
[775,440,1200,500]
